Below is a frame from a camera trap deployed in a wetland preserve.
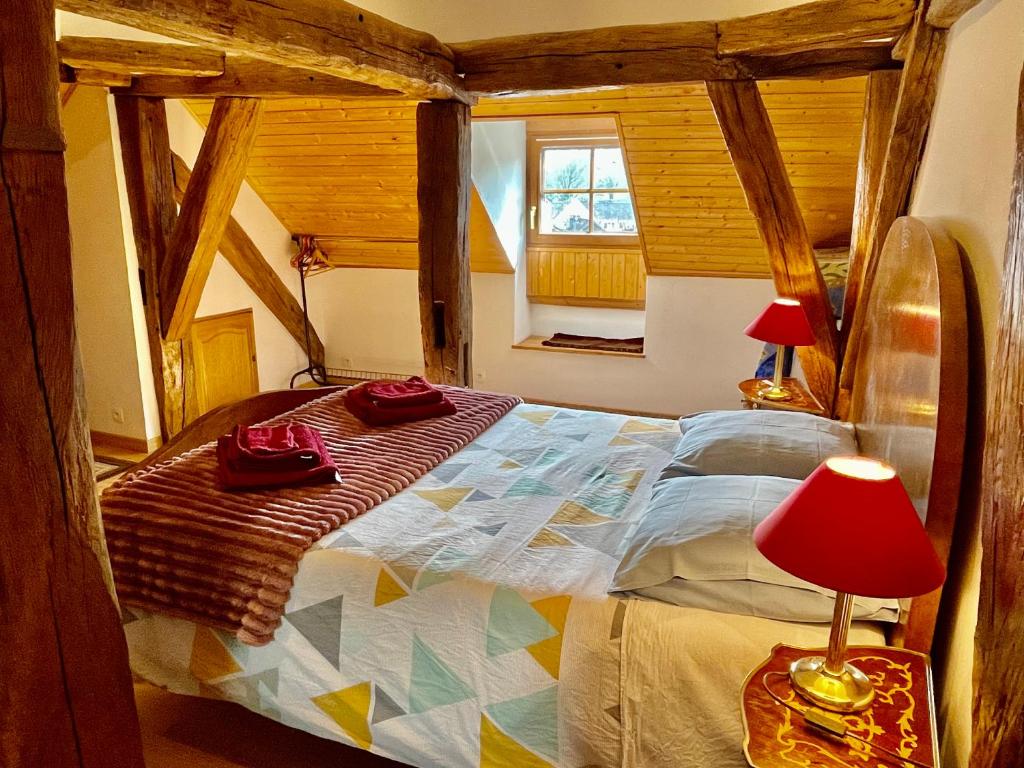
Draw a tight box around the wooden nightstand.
[738,377,827,417]
[741,644,939,768]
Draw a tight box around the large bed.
[114,218,969,768]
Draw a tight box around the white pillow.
[660,409,858,481]
[609,475,899,623]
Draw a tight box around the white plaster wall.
[164,101,308,391]
[907,1,1024,765]
[528,304,647,339]
[64,87,157,440]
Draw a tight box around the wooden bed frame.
[135,217,969,655]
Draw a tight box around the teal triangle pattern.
[476,522,506,536]
[486,587,557,657]
[416,547,472,591]
[486,686,559,760]
[535,448,566,468]
[372,684,407,724]
[572,487,632,518]
[286,595,343,669]
[503,477,561,498]
[409,635,475,714]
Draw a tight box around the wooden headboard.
[847,216,969,653]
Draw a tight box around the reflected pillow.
[660,409,858,481]
[609,475,898,623]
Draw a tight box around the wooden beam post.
[160,96,263,340]
[114,95,186,440]
[170,153,326,368]
[55,0,465,101]
[0,1,144,765]
[971,64,1024,768]
[416,100,472,386]
[59,36,226,77]
[837,9,947,416]
[706,79,839,408]
[840,69,901,353]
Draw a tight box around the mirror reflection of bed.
[111,216,970,768]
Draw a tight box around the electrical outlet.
[111,407,125,425]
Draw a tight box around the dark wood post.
[416,100,472,386]
[0,1,145,765]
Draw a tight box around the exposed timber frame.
[170,153,326,370]
[452,0,912,94]
[837,5,947,416]
[161,96,264,340]
[114,95,187,440]
[707,80,839,409]
[58,37,399,99]
[0,0,145,764]
[417,100,473,386]
[55,0,467,101]
[970,64,1024,768]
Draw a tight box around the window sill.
[512,336,646,359]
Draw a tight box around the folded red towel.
[217,424,340,490]
[345,383,457,426]
[228,424,323,470]
[241,424,298,454]
[364,376,444,409]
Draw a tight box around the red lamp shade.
[754,456,945,599]
[744,298,816,346]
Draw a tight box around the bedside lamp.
[754,456,945,712]
[744,298,816,401]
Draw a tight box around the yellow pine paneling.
[526,247,645,309]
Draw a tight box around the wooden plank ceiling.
[186,76,864,278]
[184,97,512,273]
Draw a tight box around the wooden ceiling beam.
[55,0,465,102]
[114,57,400,99]
[925,0,985,28]
[58,36,225,76]
[452,0,909,94]
[170,153,326,368]
[707,79,839,410]
[161,97,264,340]
[837,8,947,415]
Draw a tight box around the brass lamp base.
[789,656,875,712]
[757,383,794,402]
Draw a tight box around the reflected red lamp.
[754,456,945,712]
[744,298,816,401]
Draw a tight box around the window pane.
[592,192,636,235]
[542,148,590,190]
[541,193,591,233]
[593,147,628,189]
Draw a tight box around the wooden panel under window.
[526,246,646,309]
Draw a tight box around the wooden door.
[188,309,259,418]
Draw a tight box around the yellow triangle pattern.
[500,460,523,470]
[527,595,571,679]
[528,528,573,549]
[480,714,554,768]
[374,567,410,607]
[312,681,373,750]
[413,487,473,512]
[517,410,556,426]
[615,469,646,493]
[608,435,638,446]
[620,418,672,434]
[189,626,241,683]
[548,501,610,526]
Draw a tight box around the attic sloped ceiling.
[186,76,863,278]
[184,97,513,274]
